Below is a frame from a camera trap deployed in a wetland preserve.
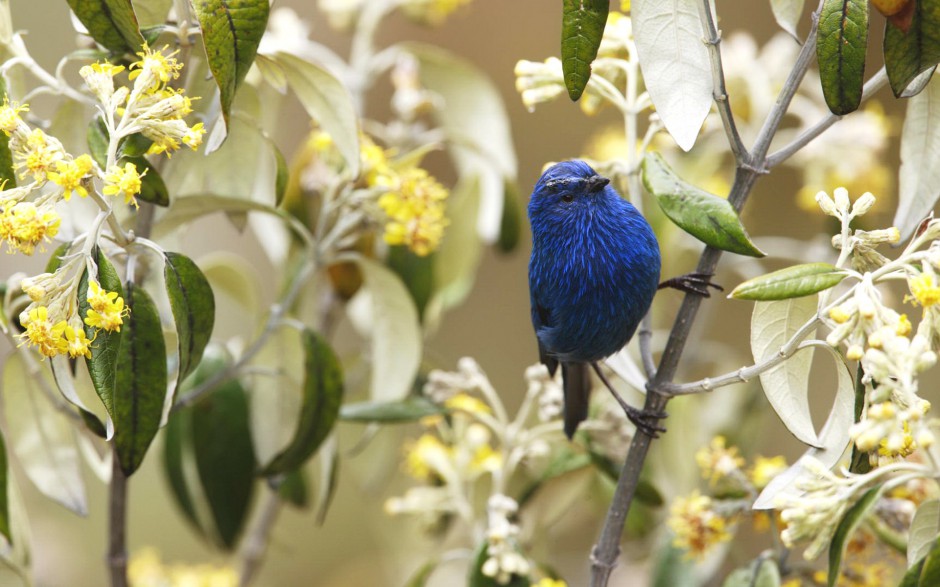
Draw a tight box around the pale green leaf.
[340,397,445,423]
[751,297,820,446]
[771,0,806,39]
[404,44,517,242]
[910,500,940,567]
[896,74,940,241]
[248,328,304,465]
[1,354,87,514]
[722,558,782,587]
[632,0,712,151]
[345,256,422,402]
[730,263,848,300]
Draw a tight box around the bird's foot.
[621,403,668,438]
[659,272,724,297]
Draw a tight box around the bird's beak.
[585,175,610,193]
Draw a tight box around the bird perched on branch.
[528,160,718,439]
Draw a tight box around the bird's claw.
[658,272,724,297]
[623,404,667,438]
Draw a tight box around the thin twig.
[588,2,825,585]
[238,484,283,587]
[698,0,748,160]
[108,454,128,587]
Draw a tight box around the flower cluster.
[386,359,582,584]
[128,548,238,587]
[817,188,940,463]
[668,491,734,558]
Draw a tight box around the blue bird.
[529,160,701,439]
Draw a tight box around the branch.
[698,0,747,160]
[766,67,889,168]
[238,484,283,587]
[588,2,825,585]
[108,454,128,587]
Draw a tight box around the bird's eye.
[561,193,574,203]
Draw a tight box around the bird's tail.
[561,362,591,439]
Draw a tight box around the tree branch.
[108,454,128,587]
[588,2,825,585]
[698,0,747,160]
[238,483,283,587]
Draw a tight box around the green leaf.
[113,283,168,476]
[828,486,884,586]
[910,500,940,568]
[387,245,434,319]
[191,363,256,549]
[87,117,109,169]
[468,539,531,587]
[642,153,765,257]
[896,74,940,241]
[0,428,11,545]
[497,179,522,254]
[722,557,781,587]
[314,439,339,524]
[651,542,697,587]
[884,0,940,97]
[164,252,215,385]
[260,330,344,475]
[901,556,928,587]
[405,560,440,587]
[273,143,288,207]
[45,241,72,274]
[561,0,609,101]
[0,79,14,187]
[193,0,269,126]
[730,263,848,300]
[904,539,940,585]
[163,405,201,533]
[66,0,144,54]
[79,249,124,419]
[124,156,169,206]
[339,396,445,423]
[278,469,308,508]
[260,53,360,177]
[817,0,869,115]
[518,450,591,506]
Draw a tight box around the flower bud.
[834,187,851,211]
[815,191,838,217]
[851,192,876,217]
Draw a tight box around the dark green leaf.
[278,469,308,508]
[0,81,14,187]
[119,132,154,158]
[920,540,940,586]
[817,0,869,114]
[87,117,109,169]
[45,241,73,274]
[126,156,169,207]
[497,179,522,254]
[387,246,434,319]
[163,405,201,532]
[113,283,168,476]
[901,557,928,587]
[561,0,610,101]
[192,366,256,549]
[642,153,765,257]
[730,263,848,300]
[273,143,288,207]
[66,0,145,54]
[261,330,344,475]
[79,249,124,417]
[468,539,531,587]
[0,428,10,545]
[192,0,270,126]
[339,396,445,423]
[884,0,940,97]
[828,485,884,586]
[406,560,439,587]
[635,479,665,507]
[164,252,215,386]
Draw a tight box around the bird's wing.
[531,295,559,376]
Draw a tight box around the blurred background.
[0,1,909,585]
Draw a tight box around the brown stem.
[108,452,128,587]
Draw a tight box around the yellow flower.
[14,128,63,183]
[377,167,449,256]
[128,548,239,587]
[143,121,204,157]
[64,324,93,359]
[749,455,787,490]
[0,201,61,255]
[897,313,912,336]
[103,162,145,206]
[909,272,940,308]
[84,281,127,332]
[405,434,451,481]
[0,99,28,135]
[695,436,745,486]
[399,0,472,25]
[470,443,502,474]
[667,490,734,558]
[80,62,125,102]
[536,579,567,587]
[48,155,95,200]
[828,305,852,324]
[128,44,183,94]
[444,393,491,415]
[18,306,68,358]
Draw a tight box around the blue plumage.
[528,160,661,438]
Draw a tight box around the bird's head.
[528,160,614,222]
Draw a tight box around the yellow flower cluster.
[128,548,238,587]
[377,167,449,256]
[103,162,146,207]
[667,490,734,558]
[0,201,60,255]
[694,436,745,486]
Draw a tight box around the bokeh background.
[0,1,908,585]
